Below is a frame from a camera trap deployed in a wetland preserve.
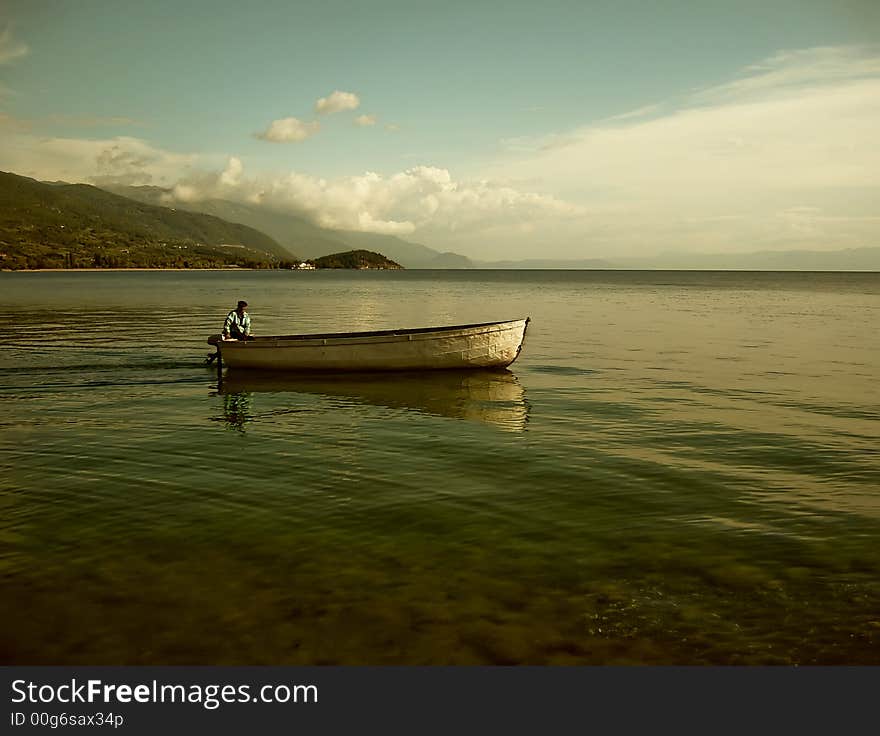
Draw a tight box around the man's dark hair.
[237,300,248,308]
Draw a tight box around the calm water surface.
[1,270,878,664]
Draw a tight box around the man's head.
[237,300,248,312]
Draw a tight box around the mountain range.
[103,186,880,270]
[2,170,877,271]
[475,249,880,270]
[610,248,880,271]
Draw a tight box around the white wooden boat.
[207,318,530,372]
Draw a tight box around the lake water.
[1,269,878,664]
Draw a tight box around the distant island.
[309,250,402,270]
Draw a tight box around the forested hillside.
[310,250,403,269]
[0,171,295,269]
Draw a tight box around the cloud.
[694,45,880,104]
[255,116,320,143]
[385,123,400,132]
[0,123,568,241]
[156,160,581,237]
[0,24,28,65]
[500,132,577,153]
[0,119,580,248]
[219,156,243,186]
[354,114,376,127]
[602,103,663,123]
[315,90,360,115]
[485,45,880,256]
[0,130,200,186]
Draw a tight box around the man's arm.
[221,311,234,338]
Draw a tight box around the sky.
[1,0,879,260]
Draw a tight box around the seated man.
[222,300,252,340]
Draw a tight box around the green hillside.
[310,250,403,269]
[0,171,295,270]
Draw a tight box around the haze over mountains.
[1,170,877,271]
[472,250,880,271]
[105,185,468,269]
[102,184,880,271]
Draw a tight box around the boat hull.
[209,318,530,372]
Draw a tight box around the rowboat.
[207,318,530,372]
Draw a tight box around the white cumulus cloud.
[256,117,320,143]
[315,90,360,115]
[152,160,581,239]
[354,114,377,127]
[219,156,243,186]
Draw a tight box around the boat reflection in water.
[216,368,529,432]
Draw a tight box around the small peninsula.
[308,250,403,270]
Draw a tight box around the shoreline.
[4,267,261,273]
[3,267,879,274]
[2,267,400,273]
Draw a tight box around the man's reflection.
[218,391,253,433]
